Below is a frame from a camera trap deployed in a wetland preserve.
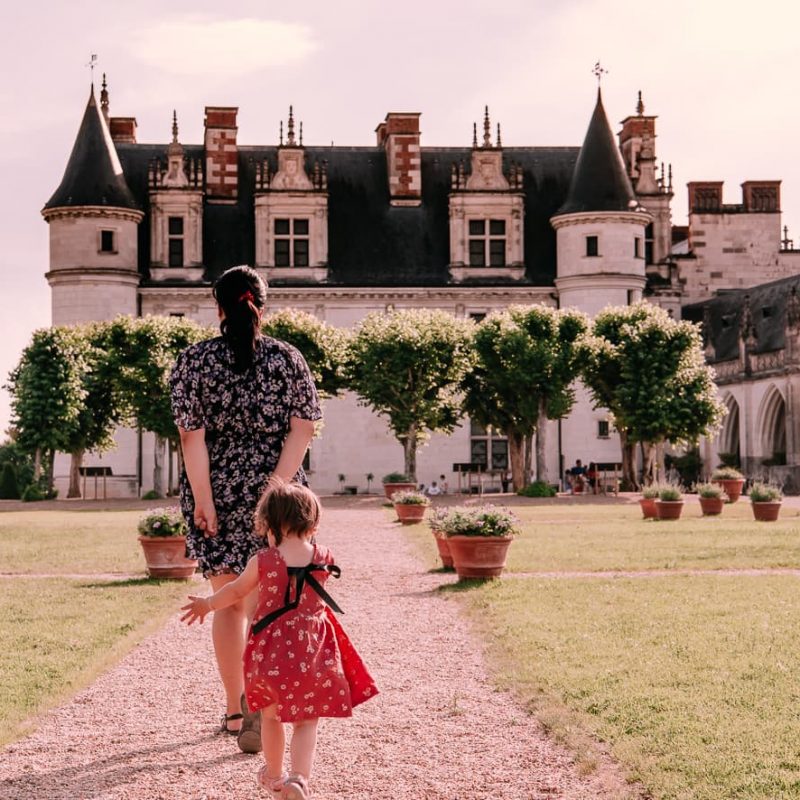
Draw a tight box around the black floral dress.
[170,336,322,577]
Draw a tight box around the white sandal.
[281,773,310,800]
[256,766,288,797]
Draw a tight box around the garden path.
[0,503,637,800]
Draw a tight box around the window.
[470,421,509,471]
[644,223,654,264]
[468,219,506,267]
[585,235,599,257]
[598,420,610,439]
[469,312,487,323]
[634,237,642,259]
[168,216,184,267]
[100,230,115,253]
[274,218,310,267]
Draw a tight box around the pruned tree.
[346,309,474,481]
[582,303,725,489]
[462,305,588,491]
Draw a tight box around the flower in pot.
[444,506,520,580]
[695,482,726,516]
[392,489,430,525]
[137,507,198,579]
[711,466,745,503]
[655,484,684,520]
[382,471,416,500]
[749,481,783,522]
[639,483,661,519]
[428,507,454,569]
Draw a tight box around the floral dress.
[170,336,322,577]
[244,544,378,722]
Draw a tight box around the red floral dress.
[243,545,377,722]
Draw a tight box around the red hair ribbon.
[238,290,255,304]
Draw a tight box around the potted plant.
[655,484,684,520]
[749,482,783,522]
[138,507,198,579]
[695,482,726,516]
[392,489,430,524]
[428,507,454,569]
[711,466,745,503]
[445,506,520,579]
[639,483,661,519]
[382,471,416,500]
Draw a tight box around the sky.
[1,0,799,435]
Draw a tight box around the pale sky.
[1,0,799,435]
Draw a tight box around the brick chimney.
[688,181,724,213]
[376,113,421,206]
[204,106,238,200]
[742,180,781,213]
[109,117,137,144]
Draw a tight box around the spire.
[555,89,638,216]
[483,105,492,148]
[171,109,178,144]
[496,122,502,148]
[472,122,478,149]
[100,73,109,123]
[636,90,644,116]
[286,106,296,146]
[44,86,137,211]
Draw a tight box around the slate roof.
[682,273,800,361]
[555,90,637,216]
[113,142,578,287]
[45,89,139,212]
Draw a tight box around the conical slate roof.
[44,88,138,211]
[555,90,636,216]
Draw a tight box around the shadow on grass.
[437,577,495,594]
[80,577,187,589]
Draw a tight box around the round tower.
[42,83,143,326]
[551,89,651,316]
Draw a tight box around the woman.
[170,265,321,753]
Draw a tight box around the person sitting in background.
[568,459,587,494]
[438,474,449,494]
[586,462,599,495]
[426,481,442,496]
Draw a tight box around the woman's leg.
[289,718,319,780]
[209,573,258,730]
[260,705,286,779]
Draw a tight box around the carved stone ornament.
[466,151,510,191]
[271,149,313,191]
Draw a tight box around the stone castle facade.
[43,79,800,496]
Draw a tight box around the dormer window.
[586,235,599,257]
[100,229,116,253]
[274,218,310,267]
[168,216,184,267]
[468,219,506,267]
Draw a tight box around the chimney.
[377,113,421,206]
[109,117,137,144]
[741,180,781,213]
[204,106,238,200]
[688,181,724,213]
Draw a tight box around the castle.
[42,78,800,496]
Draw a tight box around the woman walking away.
[181,483,378,799]
[171,266,322,753]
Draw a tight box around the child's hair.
[255,482,321,545]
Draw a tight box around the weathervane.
[86,53,98,82]
[592,61,608,85]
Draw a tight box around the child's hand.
[180,595,212,625]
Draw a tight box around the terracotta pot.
[447,535,513,579]
[431,530,454,569]
[138,536,198,579]
[699,496,724,516]
[394,503,428,524]
[640,497,658,519]
[713,478,745,503]
[383,482,416,500]
[751,501,782,522]
[654,499,684,520]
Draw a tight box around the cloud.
[129,16,317,77]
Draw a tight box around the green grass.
[406,501,800,573]
[0,511,147,574]
[456,575,800,800]
[0,576,187,746]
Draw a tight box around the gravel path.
[0,504,637,800]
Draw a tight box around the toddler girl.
[181,481,378,798]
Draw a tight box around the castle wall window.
[585,235,599,257]
[468,219,506,266]
[274,218,310,267]
[634,236,643,259]
[598,420,610,439]
[100,229,115,253]
[168,216,184,267]
[470,420,508,471]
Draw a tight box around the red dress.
[243,545,377,722]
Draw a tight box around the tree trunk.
[33,448,42,482]
[67,450,84,499]
[641,442,657,486]
[523,432,533,487]
[507,428,525,492]
[619,430,638,491]
[45,450,55,494]
[153,435,167,498]
[402,424,418,483]
[535,398,548,484]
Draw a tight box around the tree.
[346,309,474,481]
[461,306,588,491]
[0,438,35,494]
[262,309,349,398]
[582,303,725,489]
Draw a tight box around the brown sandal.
[237,693,262,754]
[218,712,243,735]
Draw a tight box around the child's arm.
[180,556,260,625]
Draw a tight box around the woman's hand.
[180,595,213,625]
[194,499,218,537]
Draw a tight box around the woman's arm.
[179,427,217,536]
[271,417,316,482]
[180,556,260,625]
